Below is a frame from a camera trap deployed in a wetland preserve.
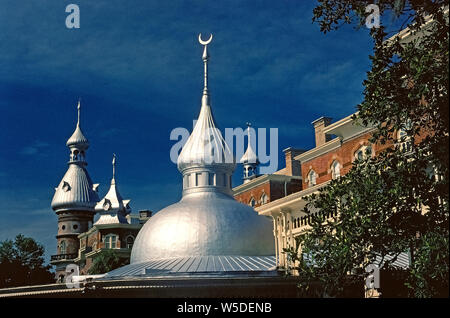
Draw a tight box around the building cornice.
[78,223,141,239]
[256,181,330,216]
[294,138,341,164]
[232,174,302,195]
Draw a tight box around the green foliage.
[0,234,54,288]
[285,0,449,298]
[88,249,128,275]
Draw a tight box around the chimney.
[312,117,332,147]
[139,210,152,224]
[283,147,305,176]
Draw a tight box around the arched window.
[260,193,268,205]
[355,145,372,161]
[307,170,317,188]
[331,161,341,179]
[126,236,134,249]
[60,241,66,254]
[104,234,118,249]
[249,197,256,207]
[397,121,413,153]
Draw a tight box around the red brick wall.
[234,179,302,208]
[234,181,271,207]
[301,132,384,188]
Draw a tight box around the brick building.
[255,112,411,274]
[75,210,151,275]
[50,103,151,282]
[233,147,304,208]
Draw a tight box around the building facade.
[233,147,303,208]
[50,102,151,281]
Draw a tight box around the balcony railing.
[292,209,338,229]
[50,253,78,261]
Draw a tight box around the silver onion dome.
[240,124,259,164]
[66,101,89,149]
[131,191,274,262]
[130,34,275,265]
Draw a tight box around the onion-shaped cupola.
[94,154,131,224]
[240,122,259,183]
[130,34,275,264]
[51,101,99,212]
[177,34,235,196]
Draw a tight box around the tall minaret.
[240,122,259,183]
[177,34,236,196]
[50,100,99,282]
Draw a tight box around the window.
[126,236,134,249]
[62,181,71,192]
[260,193,268,205]
[308,170,317,188]
[60,241,66,254]
[397,121,413,153]
[331,161,341,179]
[249,197,256,207]
[104,234,118,249]
[208,173,215,185]
[195,173,201,186]
[355,145,372,161]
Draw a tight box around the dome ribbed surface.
[177,104,235,172]
[51,164,99,211]
[66,125,89,148]
[131,191,275,263]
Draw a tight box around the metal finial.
[198,33,213,100]
[112,153,116,182]
[77,99,81,127]
[198,33,213,46]
[246,122,252,137]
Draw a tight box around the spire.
[66,100,89,150]
[77,99,82,127]
[112,153,116,184]
[198,33,213,107]
[177,34,235,196]
[94,153,131,224]
[240,123,259,183]
[52,99,99,212]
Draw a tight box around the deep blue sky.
[0,0,376,262]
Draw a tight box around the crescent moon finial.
[198,33,213,45]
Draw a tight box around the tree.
[88,250,128,275]
[286,0,449,298]
[0,234,54,288]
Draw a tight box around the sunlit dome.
[129,34,275,267]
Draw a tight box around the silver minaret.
[50,101,99,281]
[128,34,275,266]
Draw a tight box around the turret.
[240,123,259,183]
[50,100,99,283]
